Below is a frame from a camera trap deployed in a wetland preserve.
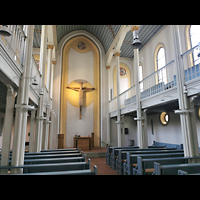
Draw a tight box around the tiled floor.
[90,157,119,175]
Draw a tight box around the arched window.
[139,62,143,92]
[186,25,200,66]
[154,44,167,84]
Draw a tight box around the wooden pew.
[24,152,84,160]
[0,159,91,174]
[111,147,174,170]
[154,160,200,175]
[0,149,81,158]
[40,148,80,152]
[24,155,86,165]
[116,148,179,173]
[134,156,200,175]
[7,165,98,175]
[115,148,182,173]
[2,155,86,166]
[106,146,139,166]
[124,152,184,175]
[106,145,166,166]
[24,150,80,155]
[2,152,84,164]
[178,170,200,175]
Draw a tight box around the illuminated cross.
[66,79,95,119]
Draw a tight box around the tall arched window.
[186,25,200,67]
[155,45,167,84]
[139,62,143,92]
[190,25,200,65]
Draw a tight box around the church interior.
[1,25,200,175]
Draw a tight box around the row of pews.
[0,148,97,175]
[106,143,200,175]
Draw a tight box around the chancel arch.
[60,35,100,147]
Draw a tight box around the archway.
[60,36,100,147]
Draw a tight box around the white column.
[49,60,56,149]
[11,25,34,173]
[132,26,148,148]
[47,44,54,91]
[29,108,36,152]
[43,106,50,150]
[106,65,111,145]
[19,25,35,165]
[172,25,199,157]
[134,48,143,148]
[34,25,48,152]
[41,44,54,150]
[114,52,121,147]
[0,85,15,174]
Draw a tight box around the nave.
[1,25,200,175]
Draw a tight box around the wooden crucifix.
[66,80,95,119]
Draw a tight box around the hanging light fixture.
[132,26,142,49]
[0,25,11,37]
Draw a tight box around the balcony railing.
[181,44,200,82]
[0,25,26,68]
[119,85,136,108]
[140,60,175,100]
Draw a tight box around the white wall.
[139,25,175,79]
[53,30,107,148]
[147,112,182,145]
[66,47,94,147]
[109,25,200,147]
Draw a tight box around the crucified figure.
[67,80,95,119]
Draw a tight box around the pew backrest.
[124,152,184,175]
[25,150,80,155]
[24,152,84,160]
[24,155,86,165]
[136,156,200,175]
[154,161,200,175]
[40,148,80,152]
[0,159,91,174]
[6,165,98,175]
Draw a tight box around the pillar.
[114,52,122,147]
[11,25,34,174]
[49,60,56,149]
[132,26,148,148]
[34,25,48,152]
[29,108,36,152]
[106,65,111,146]
[43,106,50,150]
[172,25,199,157]
[0,85,15,174]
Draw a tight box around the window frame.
[154,43,167,84]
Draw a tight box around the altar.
[74,136,92,150]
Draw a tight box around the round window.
[159,112,170,126]
[196,106,200,121]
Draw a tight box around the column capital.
[114,52,121,57]
[47,45,54,50]
[131,26,140,32]
[106,65,110,69]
